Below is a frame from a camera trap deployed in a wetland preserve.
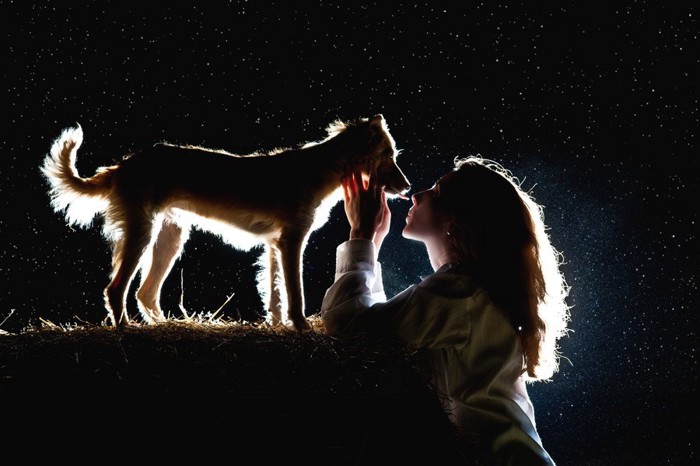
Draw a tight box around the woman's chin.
[401,226,420,240]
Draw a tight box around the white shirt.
[321,239,556,466]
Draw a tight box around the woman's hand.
[342,167,391,252]
[372,186,391,251]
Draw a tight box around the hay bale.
[0,317,475,464]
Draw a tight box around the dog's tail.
[41,124,116,228]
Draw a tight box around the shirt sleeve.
[326,239,387,304]
[320,239,388,336]
[320,240,472,349]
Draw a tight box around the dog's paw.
[292,318,313,334]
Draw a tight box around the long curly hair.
[435,156,570,381]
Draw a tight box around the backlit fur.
[41,115,411,331]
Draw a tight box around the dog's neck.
[302,135,355,186]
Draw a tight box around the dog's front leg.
[267,243,283,325]
[279,230,312,332]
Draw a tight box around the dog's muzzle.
[385,184,411,199]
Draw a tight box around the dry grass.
[0,314,475,464]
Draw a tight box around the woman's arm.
[321,169,395,335]
[320,239,389,335]
[320,244,472,348]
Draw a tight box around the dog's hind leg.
[136,215,189,323]
[104,212,155,327]
[278,229,312,332]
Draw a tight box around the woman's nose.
[412,190,426,205]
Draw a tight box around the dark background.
[3,2,696,464]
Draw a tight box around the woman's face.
[402,175,450,242]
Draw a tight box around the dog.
[41,115,411,331]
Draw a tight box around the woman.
[320,156,570,465]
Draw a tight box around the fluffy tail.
[41,124,115,227]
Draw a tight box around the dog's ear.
[369,114,385,130]
[368,114,386,146]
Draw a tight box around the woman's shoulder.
[417,262,486,300]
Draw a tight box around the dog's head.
[335,114,411,199]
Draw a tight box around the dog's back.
[116,143,326,213]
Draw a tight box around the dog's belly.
[169,200,281,250]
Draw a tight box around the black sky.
[3,2,697,463]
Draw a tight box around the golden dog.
[41,115,411,331]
